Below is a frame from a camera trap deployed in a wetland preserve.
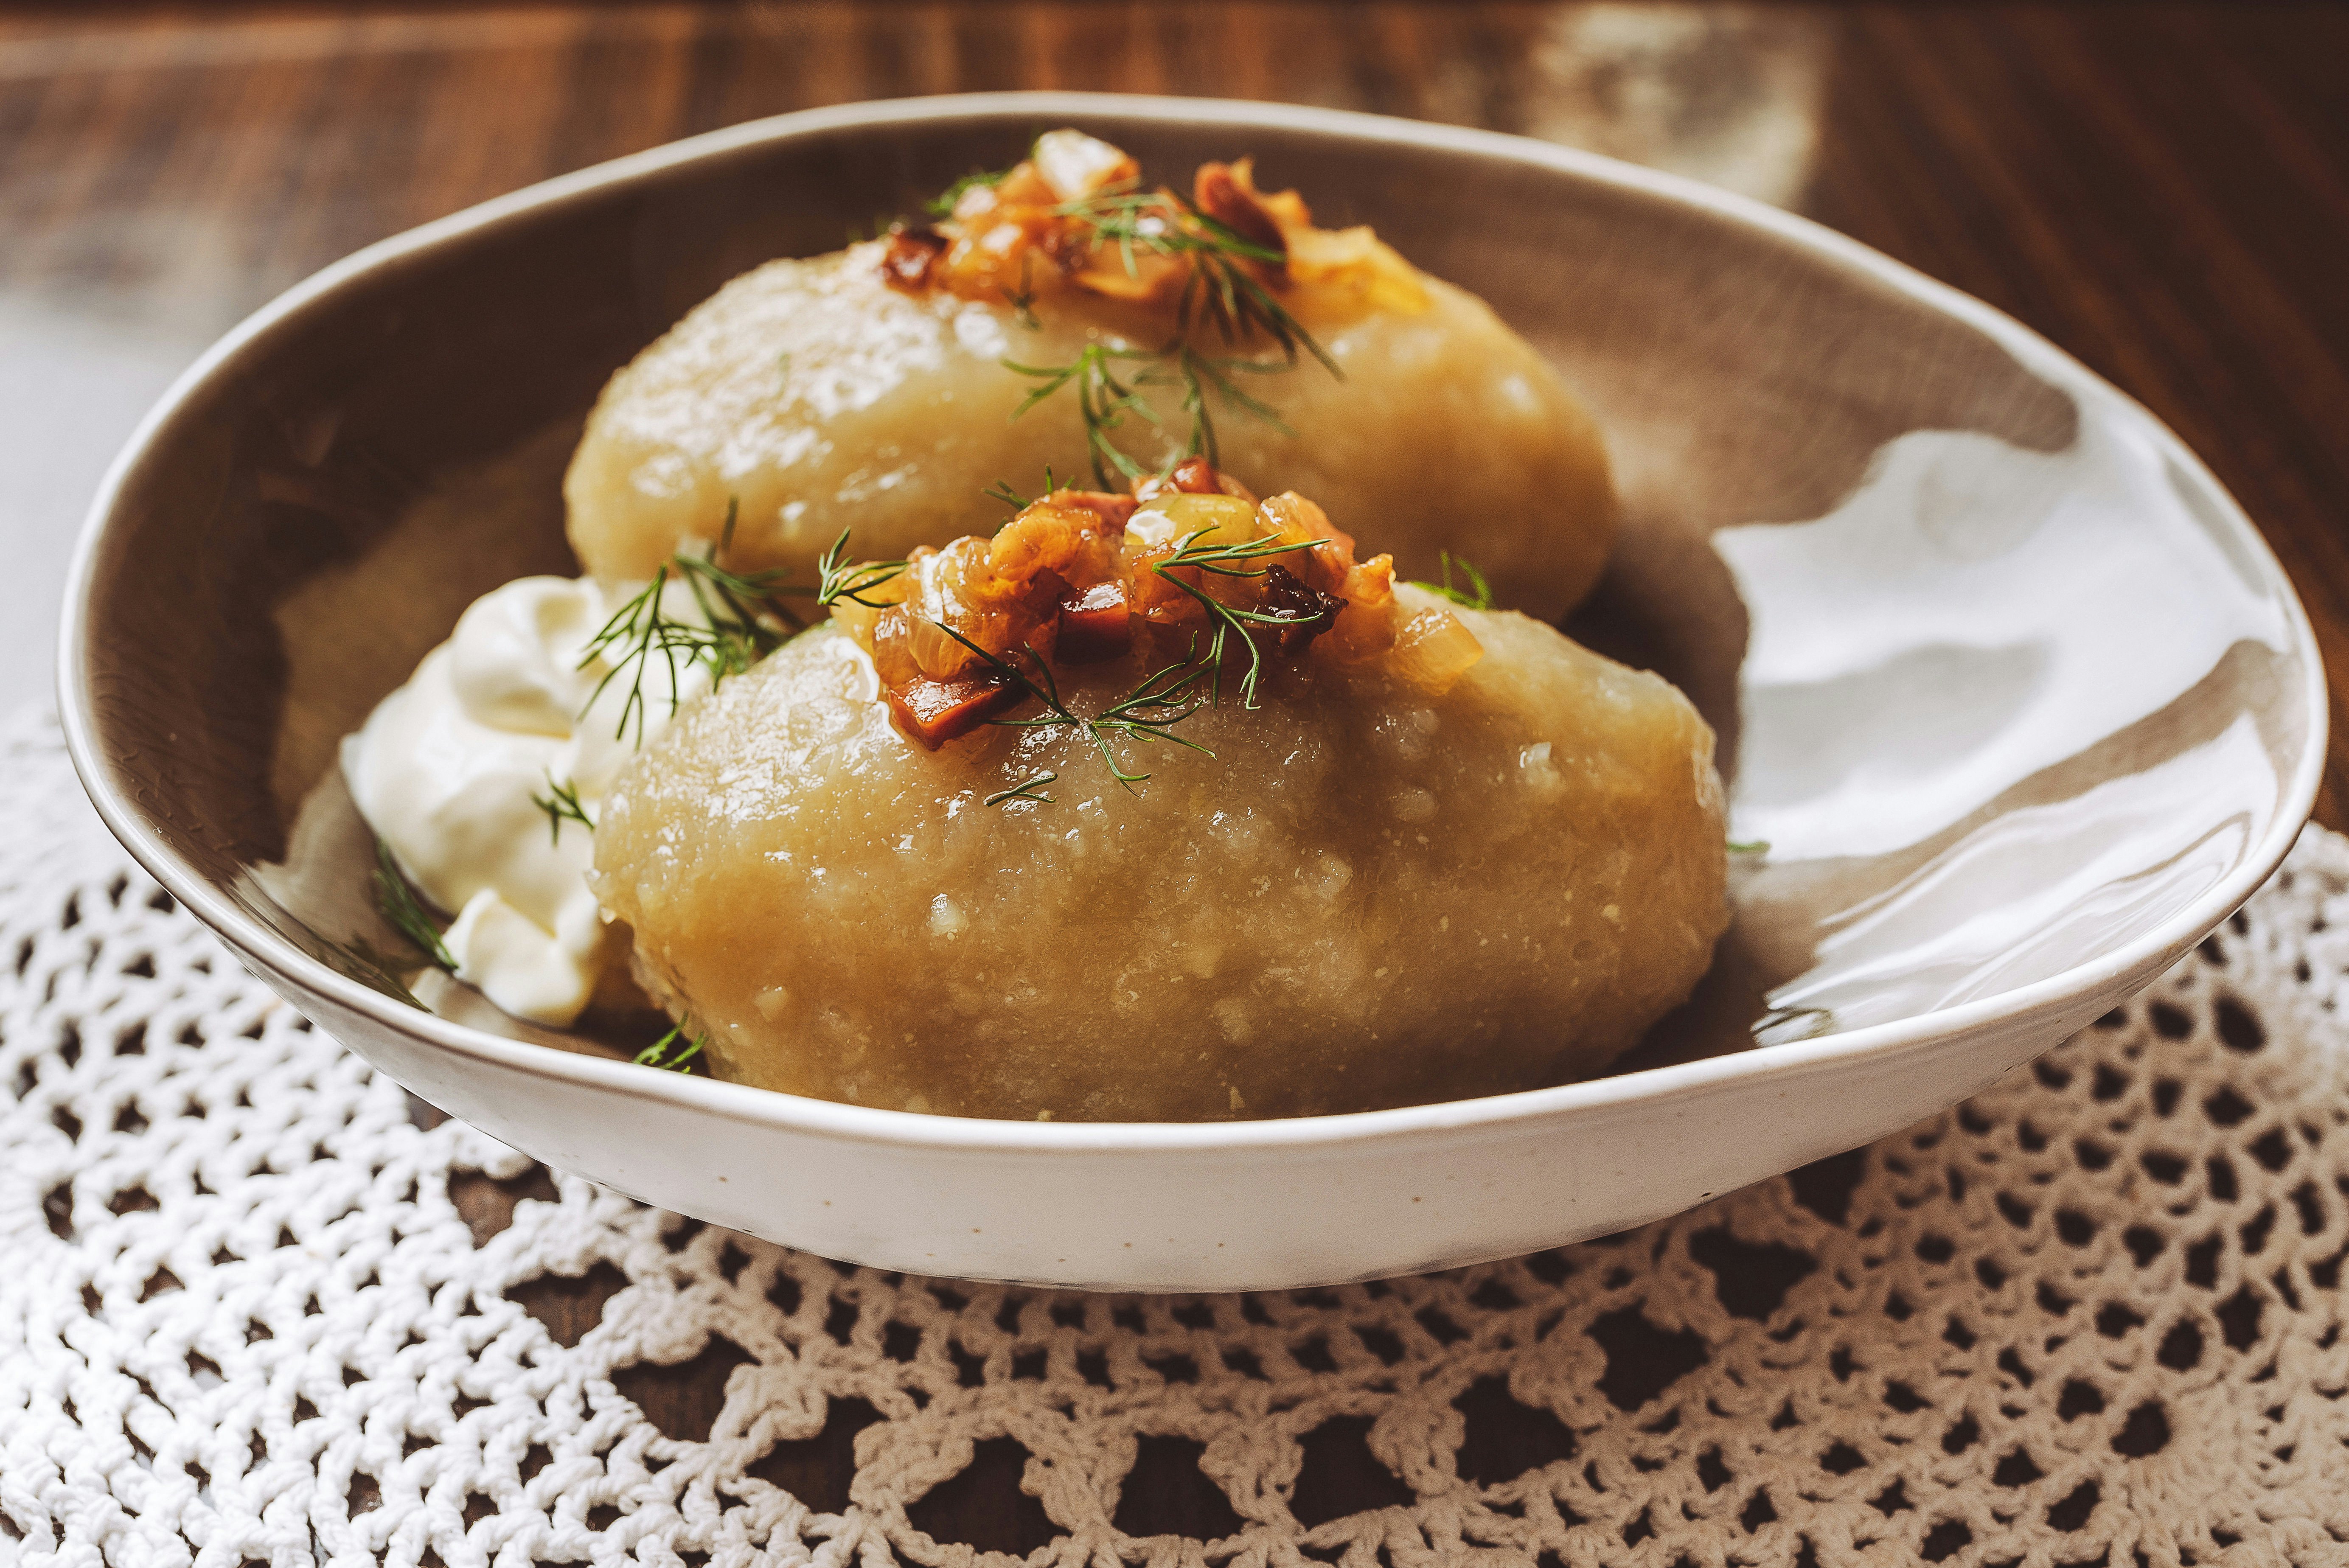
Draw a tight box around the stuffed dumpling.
[590,464,1724,1121]
[565,131,1616,624]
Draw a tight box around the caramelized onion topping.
[832,461,1480,753]
[1193,162,1287,257]
[882,130,1426,320]
[878,225,949,292]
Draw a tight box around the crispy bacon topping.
[1254,564,1348,654]
[831,460,1482,752]
[887,671,1021,749]
[1056,579,1134,664]
[878,225,949,292]
[1193,162,1286,257]
[883,130,1427,320]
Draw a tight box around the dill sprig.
[985,771,1058,807]
[937,624,1213,794]
[929,162,1016,217]
[1148,530,1335,710]
[1409,551,1494,611]
[1140,347,1296,465]
[1001,252,1042,330]
[532,775,593,845]
[938,530,1330,798]
[1728,839,1772,856]
[323,934,428,1008]
[1004,344,1163,487]
[576,565,759,746]
[577,509,907,745]
[990,180,1341,483]
[373,839,454,971]
[634,1021,706,1073]
[809,526,910,609]
[983,465,1061,512]
[320,839,453,1007]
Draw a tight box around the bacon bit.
[1056,579,1133,663]
[839,469,1444,757]
[879,226,949,292]
[1193,162,1288,261]
[1253,564,1347,654]
[901,132,1423,319]
[887,671,1021,749]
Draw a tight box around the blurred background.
[4,1,2345,819]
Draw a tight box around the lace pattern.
[6,711,2346,1568]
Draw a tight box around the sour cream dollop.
[341,574,710,1024]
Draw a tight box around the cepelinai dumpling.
[590,463,1724,1122]
[565,130,1615,623]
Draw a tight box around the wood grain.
[23,2,2349,1544]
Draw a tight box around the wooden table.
[8,0,2347,1548]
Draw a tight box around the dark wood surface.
[14,1,2349,1547]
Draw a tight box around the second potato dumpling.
[590,467,1726,1122]
[565,129,1616,623]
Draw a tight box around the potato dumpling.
[565,131,1615,623]
[590,474,1724,1122]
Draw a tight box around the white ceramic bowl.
[60,94,2324,1290]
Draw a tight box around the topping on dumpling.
[589,475,1727,1122]
[819,460,1484,759]
[887,130,1428,320]
[564,130,1616,621]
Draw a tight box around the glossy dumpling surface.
[591,590,1726,1122]
[564,246,1615,622]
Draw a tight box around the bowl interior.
[71,102,2318,1100]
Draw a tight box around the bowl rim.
[59,90,2329,1156]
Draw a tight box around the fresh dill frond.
[1087,644,1219,781]
[928,162,1016,216]
[323,934,427,1008]
[811,527,909,608]
[935,625,1212,792]
[1148,530,1334,709]
[985,771,1059,807]
[634,1021,706,1073]
[1139,347,1297,464]
[1061,188,1281,263]
[578,567,705,746]
[1001,253,1042,330]
[578,508,905,745]
[1409,551,1495,611]
[983,466,1066,511]
[990,182,1341,480]
[532,775,593,845]
[373,839,454,971]
[1728,839,1772,855]
[1004,344,1162,487]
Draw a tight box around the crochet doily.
[7,708,2347,1568]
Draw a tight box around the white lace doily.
[7,708,2348,1568]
